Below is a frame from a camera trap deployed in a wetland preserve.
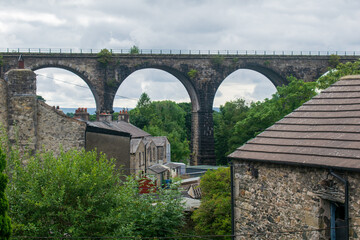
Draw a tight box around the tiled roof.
[228,75,360,172]
[145,136,168,146]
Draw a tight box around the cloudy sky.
[1,0,360,109]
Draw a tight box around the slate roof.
[87,120,151,138]
[148,164,169,174]
[145,136,168,146]
[228,75,360,172]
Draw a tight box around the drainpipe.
[230,161,235,240]
[330,169,349,240]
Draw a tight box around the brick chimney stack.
[18,55,24,69]
[97,110,112,122]
[118,108,129,123]
[74,107,90,121]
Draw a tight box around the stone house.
[145,136,171,165]
[228,75,360,240]
[79,107,172,177]
[147,164,171,188]
[0,69,131,173]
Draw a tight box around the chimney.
[74,107,90,121]
[18,55,24,69]
[97,110,112,122]
[118,108,129,123]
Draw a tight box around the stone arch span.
[117,65,200,112]
[213,68,278,107]
[226,64,286,88]
[30,63,100,111]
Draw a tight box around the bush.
[5,145,184,238]
[97,48,112,67]
[130,45,140,54]
[0,147,11,239]
[192,167,231,238]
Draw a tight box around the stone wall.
[37,101,86,154]
[0,79,8,128]
[5,69,38,153]
[233,161,360,239]
[130,140,145,175]
[1,69,86,156]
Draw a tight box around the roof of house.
[145,136,168,147]
[148,164,169,174]
[87,120,151,138]
[228,75,360,172]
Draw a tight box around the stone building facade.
[229,75,360,239]
[0,69,130,170]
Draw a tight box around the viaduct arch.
[1,53,358,165]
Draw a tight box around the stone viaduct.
[0,52,358,165]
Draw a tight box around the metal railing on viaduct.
[1,48,360,56]
[1,49,359,166]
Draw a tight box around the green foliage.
[0,147,11,239]
[213,99,249,165]
[231,77,317,149]
[137,92,151,108]
[97,48,112,67]
[187,69,198,79]
[177,102,192,142]
[0,55,3,67]
[213,77,317,163]
[130,45,140,54]
[4,143,184,238]
[192,167,231,238]
[317,59,360,90]
[211,55,224,69]
[130,94,191,163]
[328,54,340,68]
[66,112,74,118]
[36,95,46,102]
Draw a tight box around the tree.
[4,145,184,238]
[177,102,192,142]
[129,94,191,163]
[213,99,249,165]
[192,167,231,238]
[0,148,11,239]
[230,77,317,151]
[317,59,360,90]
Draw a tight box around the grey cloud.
[1,0,360,108]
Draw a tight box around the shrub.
[187,69,198,79]
[0,147,11,239]
[130,45,140,54]
[97,48,112,67]
[4,140,184,238]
